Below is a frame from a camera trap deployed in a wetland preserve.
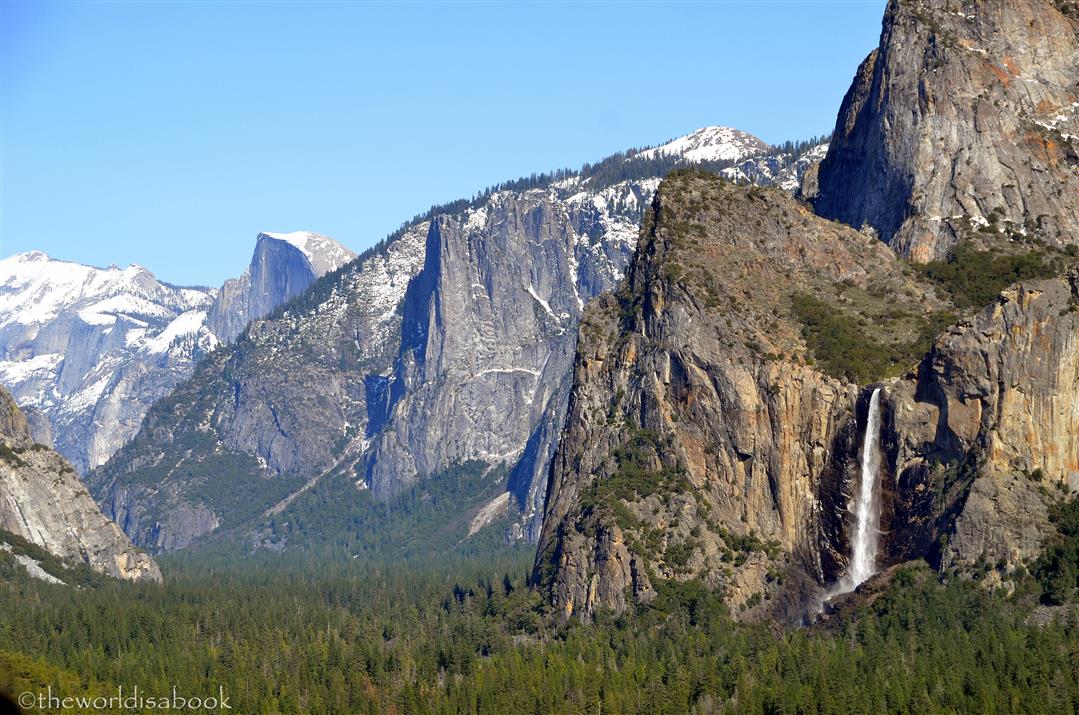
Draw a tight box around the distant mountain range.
[0,232,355,475]
[69,126,826,554]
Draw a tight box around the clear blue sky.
[1,1,886,287]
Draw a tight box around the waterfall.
[842,387,883,591]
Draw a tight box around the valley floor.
[1,550,1077,714]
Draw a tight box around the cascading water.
[828,387,883,598]
[845,387,882,589]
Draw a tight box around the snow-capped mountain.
[0,251,218,474]
[637,126,770,163]
[0,232,356,473]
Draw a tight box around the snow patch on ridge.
[145,310,215,354]
[637,126,770,163]
[259,231,357,275]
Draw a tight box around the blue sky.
[1,1,886,286]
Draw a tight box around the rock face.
[90,128,825,552]
[206,231,356,343]
[534,169,1078,622]
[0,385,160,582]
[366,187,640,533]
[883,270,1079,577]
[815,0,1079,262]
[0,233,355,475]
[532,173,950,621]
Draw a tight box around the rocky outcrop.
[883,270,1079,577]
[206,231,356,343]
[815,0,1079,262]
[0,385,160,582]
[532,173,950,621]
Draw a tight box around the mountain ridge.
[86,126,829,553]
[0,231,355,474]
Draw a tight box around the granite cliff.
[206,231,356,343]
[815,0,1079,262]
[0,385,160,583]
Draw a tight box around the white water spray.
[841,387,883,591]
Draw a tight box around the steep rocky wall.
[883,270,1079,578]
[533,173,944,621]
[815,0,1079,262]
[0,386,160,582]
[367,190,634,505]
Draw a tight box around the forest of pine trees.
[1,542,1076,714]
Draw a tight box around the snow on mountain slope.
[0,231,357,474]
[721,142,830,192]
[637,126,770,163]
[0,251,208,329]
[0,251,219,473]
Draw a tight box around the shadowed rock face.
[0,385,160,582]
[815,0,1079,262]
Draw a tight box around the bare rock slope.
[815,0,1079,262]
[0,385,160,582]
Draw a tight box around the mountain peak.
[637,125,770,163]
[257,230,356,276]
